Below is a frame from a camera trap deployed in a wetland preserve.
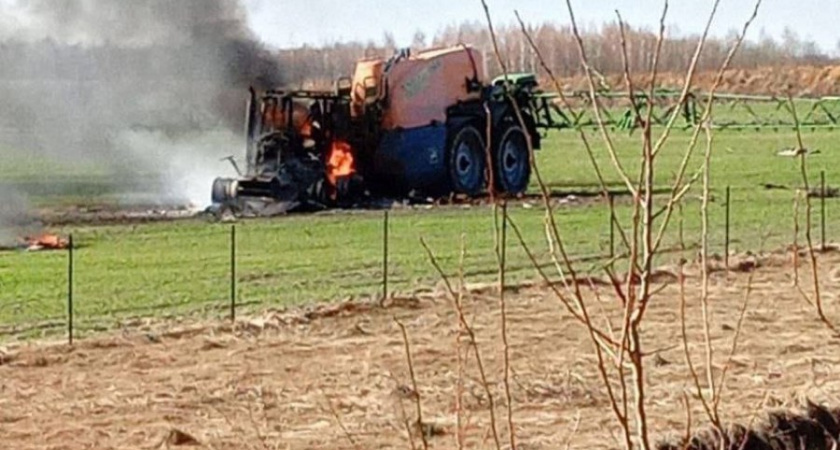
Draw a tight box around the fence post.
[725,186,731,270]
[382,210,390,303]
[501,201,508,281]
[821,170,826,251]
[68,233,74,345]
[230,225,236,322]
[608,193,615,258]
[678,202,685,251]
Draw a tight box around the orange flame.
[327,140,356,187]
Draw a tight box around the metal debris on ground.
[809,186,840,198]
[557,194,581,205]
[776,147,821,157]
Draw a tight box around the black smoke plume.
[0,0,284,207]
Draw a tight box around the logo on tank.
[428,148,440,165]
[403,59,442,99]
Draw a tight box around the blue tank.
[372,124,449,194]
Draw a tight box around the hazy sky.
[244,0,838,53]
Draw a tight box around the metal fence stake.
[68,234,74,346]
[725,186,731,270]
[501,201,508,284]
[821,170,827,251]
[230,225,236,323]
[383,210,390,304]
[608,194,615,258]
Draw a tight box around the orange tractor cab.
[211,45,548,212]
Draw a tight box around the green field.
[1,127,838,339]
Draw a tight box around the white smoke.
[113,129,240,209]
[0,186,40,247]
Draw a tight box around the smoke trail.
[0,0,283,208]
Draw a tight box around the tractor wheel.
[212,178,236,204]
[494,124,531,195]
[448,124,487,195]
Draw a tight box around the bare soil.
[1,250,839,449]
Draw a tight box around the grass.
[1,127,838,339]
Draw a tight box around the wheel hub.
[503,143,519,170]
[457,146,473,175]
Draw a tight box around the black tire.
[493,124,531,195]
[447,124,487,195]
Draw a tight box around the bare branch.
[508,215,631,443]
[679,259,718,426]
[650,0,763,258]
[455,236,467,450]
[420,237,502,449]
[651,0,723,157]
[682,391,692,445]
[563,0,637,197]
[514,10,634,255]
[698,122,719,425]
[324,393,362,450]
[786,91,837,334]
[714,269,755,412]
[644,2,669,131]
[507,216,621,351]
[496,204,516,450]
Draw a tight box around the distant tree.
[200,20,840,86]
[412,30,427,50]
[382,32,397,54]
[781,26,802,57]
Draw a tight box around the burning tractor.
[211,45,550,214]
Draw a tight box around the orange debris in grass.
[24,234,69,251]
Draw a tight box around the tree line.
[276,21,837,88]
[0,20,834,89]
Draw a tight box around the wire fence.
[1,174,837,345]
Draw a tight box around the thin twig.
[651,0,763,263]
[793,190,802,287]
[395,384,418,450]
[682,391,692,445]
[455,236,467,450]
[486,0,628,381]
[509,219,631,444]
[614,10,648,427]
[420,238,502,450]
[507,217,621,349]
[496,203,516,449]
[678,258,718,425]
[324,393,362,450]
[651,0,723,157]
[698,122,719,426]
[713,269,755,412]
[564,412,582,450]
[563,0,637,197]
[485,103,497,202]
[395,318,430,450]
[514,10,634,256]
[787,91,837,334]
